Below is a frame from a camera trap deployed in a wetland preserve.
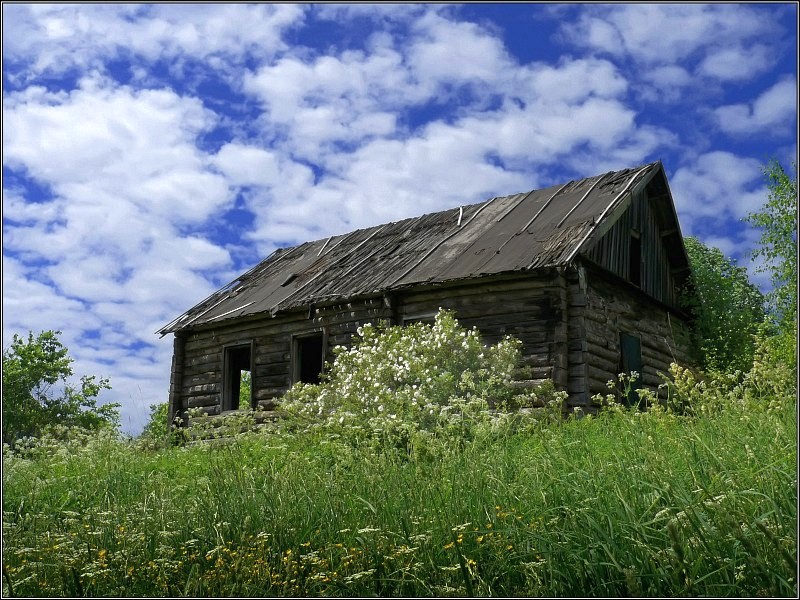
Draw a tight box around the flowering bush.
[663,332,795,418]
[280,309,551,452]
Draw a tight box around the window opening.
[295,333,324,384]
[629,231,642,287]
[619,332,643,406]
[223,344,252,411]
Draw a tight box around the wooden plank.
[254,363,290,377]
[587,364,615,385]
[254,347,290,362]
[586,343,618,364]
[399,277,562,304]
[255,399,280,411]
[184,352,222,366]
[254,374,291,389]
[255,386,292,399]
[184,383,220,395]
[400,293,561,316]
[187,395,219,409]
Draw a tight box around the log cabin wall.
[396,272,569,390]
[175,296,394,424]
[565,267,589,409]
[168,331,187,426]
[170,272,574,424]
[578,265,692,403]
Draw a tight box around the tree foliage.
[239,370,251,409]
[682,237,765,373]
[2,330,119,445]
[140,402,169,440]
[746,160,797,330]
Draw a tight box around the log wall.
[168,266,692,425]
[578,264,692,404]
[397,273,569,388]
[175,296,394,422]
[169,272,570,424]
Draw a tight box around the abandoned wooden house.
[158,160,695,426]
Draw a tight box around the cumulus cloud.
[2,74,238,432]
[559,3,784,96]
[2,3,305,83]
[562,4,772,65]
[639,65,693,103]
[238,50,675,257]
[714,77,798,136]
[670,151,767,237]
[698,44,774,81]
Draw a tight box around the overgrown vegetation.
[3,311,796,597]
[276,311,561,455]
[682,237,765,373]
[746,159,798,369]
[2,330,120,446]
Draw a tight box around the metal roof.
[159,161,665,334]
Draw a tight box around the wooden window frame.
[292,330,327,385]
[222,341,254,413]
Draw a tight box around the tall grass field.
[3,314,797,597]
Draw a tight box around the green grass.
[3,397,796,597]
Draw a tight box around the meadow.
[3,391,796,596]
[2,314,797,597]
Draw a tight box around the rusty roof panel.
[158,162,661,334]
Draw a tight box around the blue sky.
[3,3,797,435]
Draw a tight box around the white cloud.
[2,3,305,82]
[3,75,238,435]
[2,255,93,344]
[698,44,773,81]
[407,10,515,88]
[562,4,772,66]
[238,42,675,255]
[243,48,408,160]
[235,9,674,257]
[639,65,693,103]
[560,3,782,96]
[714,77,798,136]
[670,151,767,237]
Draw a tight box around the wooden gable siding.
[584,190,679,308]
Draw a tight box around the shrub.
[280,309,559,453]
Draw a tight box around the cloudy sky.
[3,3,797,435]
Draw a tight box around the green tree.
[239,370,251,409]
[682,237,765,373]
[746,160,798,370]
[746,160,797,332]
[2,330,119,445]
[140,402,169,439]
